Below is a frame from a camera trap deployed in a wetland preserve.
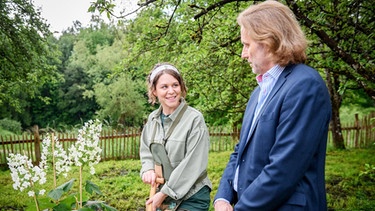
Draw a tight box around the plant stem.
[79,165,83,208]
[33,193,40,211]
[52,133,56,188]
[25,160,40,211]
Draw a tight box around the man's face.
[240,27,274,75]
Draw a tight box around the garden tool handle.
[146,184,156,211]
[146,177,165,211]
[156,177,164,184]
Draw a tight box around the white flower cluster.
[40,135,52,171]
[68,119,102,175]
[39,134,71,178]
[7,119,103,198]
[53,137,71,178]
[7,153,46,196]
[6,134,59,196]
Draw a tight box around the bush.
[0,118,22,134]
[359,163,375,181]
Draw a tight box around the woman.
[140,62,212,211]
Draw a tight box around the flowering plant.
[7,119,117,211]
[7,153,47,210]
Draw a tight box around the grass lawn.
[0,147,374,210]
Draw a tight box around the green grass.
[0,128,16,136]
[0,148,374,211]
[325,147,375,210]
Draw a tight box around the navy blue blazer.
[214,64,332,210]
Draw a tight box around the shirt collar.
[256,64,285,84]
[152,98,186,121]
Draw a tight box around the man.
[214,1,332,210]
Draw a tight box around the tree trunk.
[326,70,346,149]
[330,106,346,149]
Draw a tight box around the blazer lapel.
[237,88,259,160]
[243,66,293,149]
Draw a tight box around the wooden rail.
[1,113,374,167]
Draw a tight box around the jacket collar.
[238,64,297,154]
[151,98,187,122]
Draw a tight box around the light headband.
[149,64,180,82]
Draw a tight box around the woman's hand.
[142,170,157,185]
[146,191,167,211]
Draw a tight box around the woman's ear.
[152,90,157,97]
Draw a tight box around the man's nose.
[241,47,248,59]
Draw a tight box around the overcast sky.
[33,0,93,33]
[33,0,138,35]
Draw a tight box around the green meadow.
[0,147,374,210]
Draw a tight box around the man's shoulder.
[286,63,315,72]
[285,63,321,79]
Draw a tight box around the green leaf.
[102,203,118,211]
[37,197,56,210]
[85,180,103,195]
[48,188,65,201]
[57,194,77,210]
[53,203,71,211]
[84,201,118,211]
[25,202,37,211]
[78,207,93,211]
[58,178,76,192]
[85,201,103,210]
[48,179,76,200]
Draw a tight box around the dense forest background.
[1,0,374,149]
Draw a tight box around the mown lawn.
[0,147,374,210]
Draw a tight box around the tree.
[25,28,82,129]
[284,0,374,149]
[94,73,146,127]
[91,0,256,128]
[0,0,62,115]
[55,22,147,128]
[90,0,374,148]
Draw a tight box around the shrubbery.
[0,118,22,134]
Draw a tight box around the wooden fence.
[327,113,375,148]
[0,113,374,167]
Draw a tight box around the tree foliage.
[38,22,147,128]
[94,0,257,127]
[88,0,374,149]
[94,73,145,127]
[284,0,374,99]
[0,0,62,113]
[1,0,374,140]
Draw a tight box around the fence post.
[354,114,360,147]
[33,125,41,165]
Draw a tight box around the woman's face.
[153,73,181,115]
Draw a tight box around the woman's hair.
[147,62,187,105]
[237,0,307,66]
